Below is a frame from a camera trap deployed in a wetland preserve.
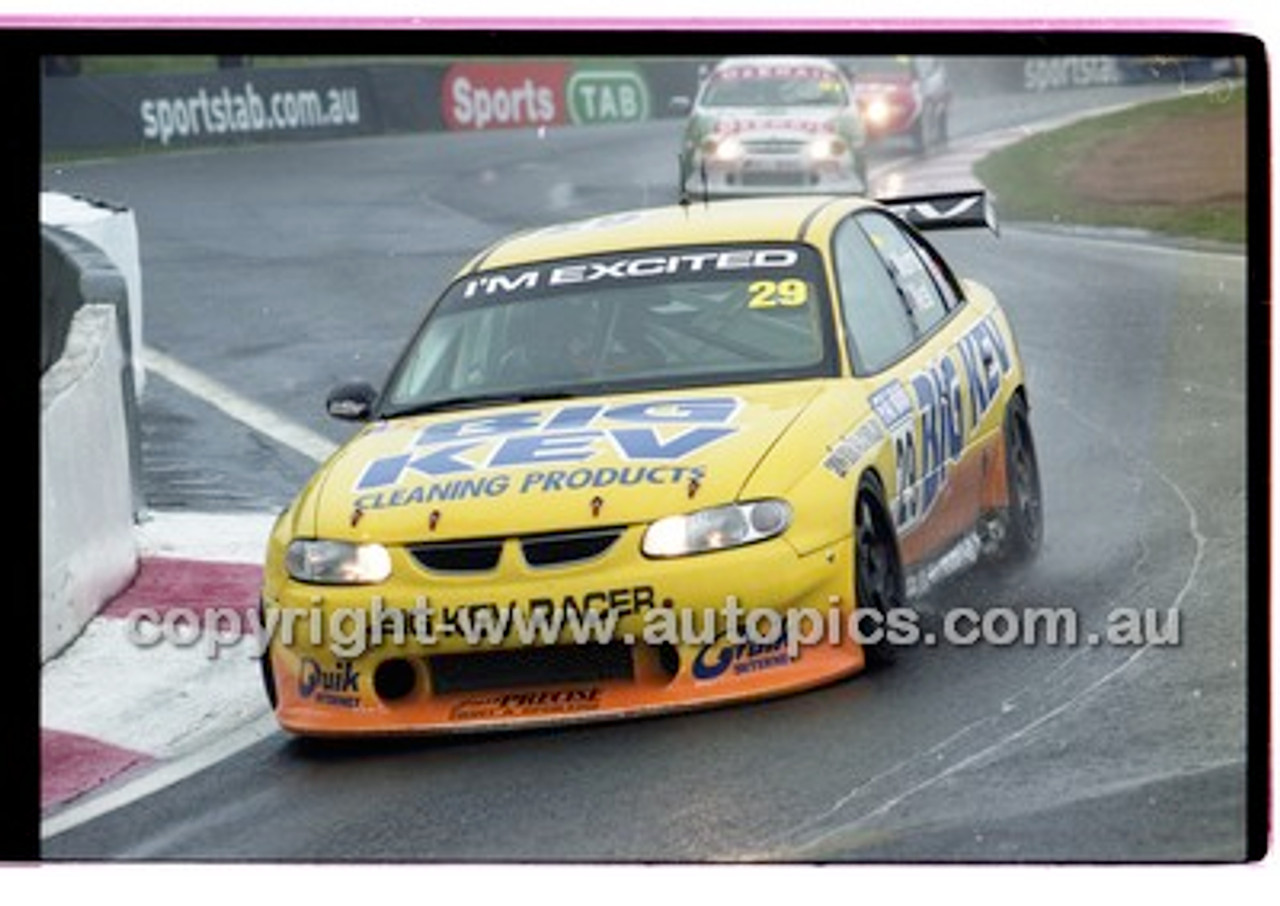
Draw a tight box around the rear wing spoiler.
[879,190,1000,236]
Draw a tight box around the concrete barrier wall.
[41,208,145,663]
[41,218,145,517]
[40,304,138,662]
[41,194,145,393]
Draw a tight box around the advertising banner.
[42,64,445,153]
[441,61,571,132]
[441,61,657,131]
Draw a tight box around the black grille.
[744,139,806,155]
[521,527,624,567]
[409,528,625,573]
[740,171,813,187]
[428,643,634,694]
[409,538,503,573]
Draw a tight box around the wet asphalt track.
[40,82,1254,861]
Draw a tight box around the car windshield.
[846,56,915,78]
[380,243,836,416]
[701,65,848,108]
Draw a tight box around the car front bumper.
[683,153,867,197]
[263,527,865,735]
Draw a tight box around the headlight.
[702,135,745,162]
[285,539,393,584]
[807,135,849,161]
[864,97,892,127]
[642,500,792,558]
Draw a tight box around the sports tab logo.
[442,62,569,132]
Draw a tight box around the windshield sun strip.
[378,242,839,416]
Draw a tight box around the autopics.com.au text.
[122,596,1181,661]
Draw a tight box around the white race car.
[675,56,869,197]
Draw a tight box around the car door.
[832,209,989,566]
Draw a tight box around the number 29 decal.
[893,423,920,529]
[748,279,809,309]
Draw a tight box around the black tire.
[999,393,1043,563]
[910,103,937,154]
[258,601,278,710]
[854,473,906,667]
[909,112,927,154]
[260,651,278,710]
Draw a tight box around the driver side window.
[832,216,918,374]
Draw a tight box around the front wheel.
[854,473,905,666]
[260,649,278,710]
[998,393,1043,563]
[258,602,278,710]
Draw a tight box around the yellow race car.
[259,190,1041,735]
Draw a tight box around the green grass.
[973,89,1247,244]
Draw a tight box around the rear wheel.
[999,393,1043,563]
[854,474,905,666]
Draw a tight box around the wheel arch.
[979,381,1029,511]
[857,463,889,499]
[851,463,905,667]
[853,465,902,562]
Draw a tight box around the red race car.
[847,56,951,153]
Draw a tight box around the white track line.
[142,346,336,464]
[40,350,327,839]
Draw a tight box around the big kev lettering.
[910,353,964,520]
[357,397,740,490]
[955,315,1012,429]
[893,315,1012,530]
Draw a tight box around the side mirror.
[326,380,378,421]
[668,95,692,115]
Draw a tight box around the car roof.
[711,55,844,73]
[465,195,878,273]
